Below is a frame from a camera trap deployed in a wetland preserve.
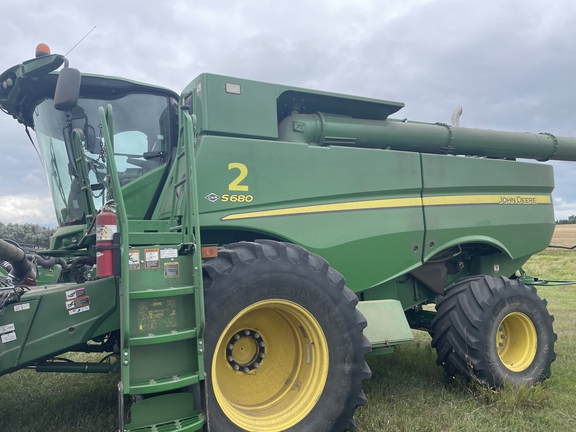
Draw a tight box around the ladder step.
[130,286,195,299]
[125,392,205,431]
[130,373,199,394]
[129,328,197,346]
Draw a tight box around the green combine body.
[0,48,570,431]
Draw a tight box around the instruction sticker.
[0,324,16,344]
[160,248,178,259]
[69,306,90,316]
[164,262,179,278]
[96,224,117,241]
[1,332,16,344]
[145,249,160,269]
[137,299,177,332]
[0,323,15,334]
[14,303,30,312]
[129,250,140,270]
[66,296,90,310]
[66,287,86,300]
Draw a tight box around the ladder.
[99,106,206,431]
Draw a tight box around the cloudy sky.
[2,0,576,226]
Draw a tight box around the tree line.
[0,222,56,248]
[557,215,576,224]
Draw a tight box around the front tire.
[431,275,556,387]
[202,240,371,431]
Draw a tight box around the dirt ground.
[550,224,576,249]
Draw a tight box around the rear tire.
[202,240,371,431]
[431,275,556,387]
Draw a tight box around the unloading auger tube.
[278,112,576,161]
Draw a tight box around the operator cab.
[35,90,177,225]
[0,57,178,228]
[0,47,179,228]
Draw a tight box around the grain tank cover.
[276,90,404,121]
[182,73,405,140]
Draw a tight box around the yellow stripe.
[221,194,551,221]
[222,197,422,220]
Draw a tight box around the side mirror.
[54,66,81,111]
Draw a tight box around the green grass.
[355,250,576,432]
[0,353,119,431]
[1,250,576,431]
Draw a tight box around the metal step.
[125,393,205,431]
[129,328,197,346]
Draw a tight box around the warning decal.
[66,287,86,300]
[129,250,140,270]
[145,248,160,269]
[66,296,90,310]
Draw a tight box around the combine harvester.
[0,44,574,431]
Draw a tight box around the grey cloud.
[2,0,576,224]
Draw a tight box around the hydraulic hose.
[28,254,70,270]
[0,239,37,281]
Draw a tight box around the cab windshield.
[34,93,173,226]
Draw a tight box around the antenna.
[65,26,97,57]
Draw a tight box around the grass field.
[355,226,576,432]
[1,227,576,431]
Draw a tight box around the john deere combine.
[0,45,572,431]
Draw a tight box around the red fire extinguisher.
[96,208,118,277]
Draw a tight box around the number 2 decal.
[228,162,249,191]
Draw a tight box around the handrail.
[98,105,132,390]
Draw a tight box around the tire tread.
[432,275,556,386]
[203,240,370,431]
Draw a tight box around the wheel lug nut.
[499,342,505,347]
[234,365,240,371]
[228,356,234,362]
[260,341,266,347]
[234,334,241,340]
[254,333,260,339]
[244,367,250,373]
[501,335,507,339]
[259,353,266,359]
[254,363,260,368]
[244,330,250,336]
[228,344,234,350]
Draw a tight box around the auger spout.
[278,112,576,161]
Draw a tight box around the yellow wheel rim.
[495,312,537,372]
[212,299,329,431]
